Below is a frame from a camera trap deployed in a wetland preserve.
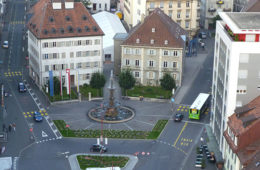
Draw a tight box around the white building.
[211,12,260,161]
[88,0,110,13]
[27,0,104,88]
[93,11,127,62]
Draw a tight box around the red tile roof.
[28,0,104,39]
[122,8,187,48]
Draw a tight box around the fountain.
[88,70,135,123]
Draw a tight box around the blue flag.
[49,71,54,97]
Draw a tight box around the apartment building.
[123,0,200,37]
[223,96,260,170]
[241,0,260,12]
[211,12,260,158]
[121,8,187,86]
[200,0,233,29]
[87,0,111,13]
[27,0,104,88]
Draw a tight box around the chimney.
[65,0,74,9]
[52,0,62,9]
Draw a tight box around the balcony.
[216,1,224,5]
[208,8,216,13]
[223,8,231,12]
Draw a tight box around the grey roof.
[113,33,128,40]
[226,12,260,29]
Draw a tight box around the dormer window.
[152,28,155,32]
[150,39,154,44]
[164,40,168,45]
[136,38,140,43]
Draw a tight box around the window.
[53,53,57,59]
[126,59,130,65]
[136,39,140,43]
[197,0,200,7]
[168,10,173,17]
[150,2,155,9]
[177,11,181,18]
[186,10,190,18]
[164,51,169,56]
[149,60,154,67]
[173,51,178,56]
[173,62,177,68]
[86,62,90,67]
[150,39,154,44]
[78,40,81,46]
[135,60,139,66]
[169,1,173,8]
[177,21,181,25]
[152,28,155,32]
[186,1,190,7]
[238,70,248,79]
[148,49,155,55]
[163,61,168,68]
[95,39,100,45]
[173,73,177,80]
[135,72,139,78]
[66,41,72,47]
[70,63,74,69]
[70,52,74,58]
[62,52,66,58]
[77,63,82,68]
[44,42,48,48]
[125,48,131,54]
[76,51,82,57]
[105,3,107,10]
[44,54,48,59]
[178,1,181,8]
[197,9,200,18]
[86,73,90,79]
[99,3,101,8]
[160,1,164,8]
[86,40,92,45]
[94,62,98,67]
[185,21,190,28]
[45,65,49,72]
[53,42,56,47]
[165,40,168,45]
[135,49,140,55]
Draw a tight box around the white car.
[2,41,8,48]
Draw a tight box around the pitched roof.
[122,8,187,48]
[27,0,104,39]
[242,0,260,12]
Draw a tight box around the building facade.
[27,0,104,88]
[223,96,260,170]
[200,0,233,29]
[121,8,187,87]
[88,0,111,13]
[123,0,200,37]
[211,12,260,158]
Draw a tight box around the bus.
[189,93,210,120]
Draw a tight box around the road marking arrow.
[42,131,48,138]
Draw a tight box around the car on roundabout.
[90,144,107,153]
[34,111,43,122]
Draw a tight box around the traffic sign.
[29,128,33,132]
[171,98,175,103]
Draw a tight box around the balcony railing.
[223,8,231,12]
[208,8,216,12]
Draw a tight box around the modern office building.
[27,0,104,88]
[121,8,187,86]
[211,12,260,158]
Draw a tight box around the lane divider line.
[173,122,188,147]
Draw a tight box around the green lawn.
[77,155,129,169]
[79,84,103,99]
[53,119,168,140]
[126,86,172,99]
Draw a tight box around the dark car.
[34,111,43,122]
[18,82,26,92]
[199,32,207,39]
[174,113,184,122]
[90,144,107,152]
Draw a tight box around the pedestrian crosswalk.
[4,71,22,77]
[23,109,48,118]
[176,105,190,113]
[10,21,25,25]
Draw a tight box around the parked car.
[174,113,184,122]
[18,82,26,92]
[33,111,43,122]
[90,144,107,152]
[2,41,8,48]
[199,32,207,39]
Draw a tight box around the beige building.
[123,0,200,37]
[121,8,187,87]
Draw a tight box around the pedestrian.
[1,146,5,154]
[2,124,6,132]
[8,124,12,132]
[12,123,16,132]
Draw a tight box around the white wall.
[90,0,110,12]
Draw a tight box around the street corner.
[4,71,22,77]
[23,109,48,118]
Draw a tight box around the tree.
[212,15,221,29]
[119,69,135,96]
[90,72,106,96]
[160,73,176,91]
[81,0,91,9]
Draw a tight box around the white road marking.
[123,123,133,130]
[182,120,209,126]
[42,130,48,137]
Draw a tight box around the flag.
[66,69,70,95]
[60,71,63,96]
[49,71,54,97]
[76,70,79,93]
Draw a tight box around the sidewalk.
[68,153,138,170]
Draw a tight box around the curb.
[68,153,138,170]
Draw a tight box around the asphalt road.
[0,1,216,170]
